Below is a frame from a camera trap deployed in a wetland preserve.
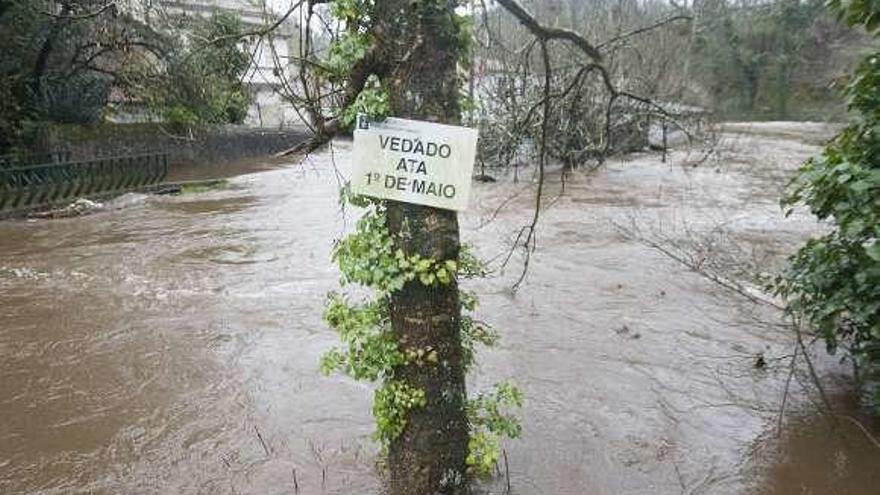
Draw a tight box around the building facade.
[154,0,302,128]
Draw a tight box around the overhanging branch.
[42,2,117,20]
[596,14,692,51]
[494,0,602,62]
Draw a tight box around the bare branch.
[494,0,603,62]
[204,0,306,46]
[596,14,692,51]
[276,39,389,156]
[42,2,117,20]
[511,39,551,291]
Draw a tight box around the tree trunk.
[31,3,72,106]
[375,1,470,494]
[0,0,12,20]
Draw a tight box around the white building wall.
[157,0,303,129]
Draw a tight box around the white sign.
[351,115,479,211]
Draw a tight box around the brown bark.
[376,1,470,494]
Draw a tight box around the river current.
[1,123,878,494]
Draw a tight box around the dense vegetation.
[139,10,251,126]
[691,0,867,119]
[0,0,251,154]
[489,0,869,120]
[775,0,880,407]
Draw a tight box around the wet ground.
[1,123,878,494]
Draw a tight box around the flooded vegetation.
[2,124,878,494]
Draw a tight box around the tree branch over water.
[596,14,692,51]
[487,0,687,290]
[42,2,118,20]
[493,0,603,61]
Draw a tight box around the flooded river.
[1,123,878,494]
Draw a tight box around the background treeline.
[692,0,872,119]
[1,0,876,156]
[480,0,874,120]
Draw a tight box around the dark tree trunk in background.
[31,3,71,103]
[375,1,469,494]
[0,1,12,20]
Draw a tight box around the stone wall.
[44,124,309,165]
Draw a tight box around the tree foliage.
[0,0,158,151]
[140,11,252,126]
[321,203,521,474]
[775,0,880,404]
[0,1,253,153]
[691,0,822,118]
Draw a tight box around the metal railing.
[0,153,168,213]
[0,151,72,169]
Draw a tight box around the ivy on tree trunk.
[376,1,471,493]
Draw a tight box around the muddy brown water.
[1,124,878,494]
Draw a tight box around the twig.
[503,449,512,494]
[838,415,880,450]
[511,39,551,291]
[673,461,687,493]
[254,425,271,456]
[614,222,784,310]
[477,184,530,229]
[776,343,800,436]
[42,2,116,20]
[204,1,306,46]
[793,320,838,428]
[596,14,692,51]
